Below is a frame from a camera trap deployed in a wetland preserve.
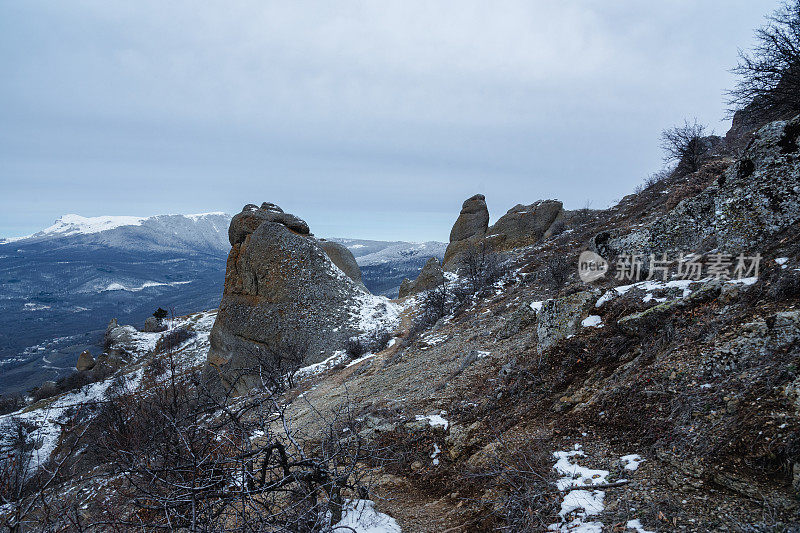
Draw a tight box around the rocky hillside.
[1,116,799,531]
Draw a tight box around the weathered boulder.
[318,240,367,291]
[207,203,398,394]
[486,200,563,250]
[228,203,310,245]
[449,194,489,243]
[536,290,600,353]
[143,316,167,333]
[76,350,96,371]
[398,257,445,298]
[443,195,489,269]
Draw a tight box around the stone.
[76,350,96,371]
[398,257,445,298]
[449,194,489,243]
[228,203,310,245]
[487,200,563,250]
[536,290,600,353]
[318,240,367,291]
[143,316,167,333]
[208,204,396,394]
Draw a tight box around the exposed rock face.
[536,290,599,353]
[443,194,490,270]
[449,194,489,243]
[595,116,800,257]
[486,200,563,251]
[228,204,310,245]
[208,203,397,394]
[319,240,367,291]
[76,350,95,371]
[398,257,445,298]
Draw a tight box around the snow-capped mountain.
[0,215,444,395]
[0,213,232,394]
[332,239,446,297]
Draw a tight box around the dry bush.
[154,326,194,353]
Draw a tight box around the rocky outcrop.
[318,240,367,291]
[536,290,599,353]
[443,195,566,271]
[443,195,489,270]
[76,350,95,371]
[143,316,167,333]
[595,116,800,257]
[207,203,398,394]
[486,200,564,251]
[398,257,445,298]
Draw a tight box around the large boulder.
[449,194,489,243]
[228,204,310,245]
[443,194,490,270]
[486,200,563,250]
[398,257,445,298]
[319,240,367,291]
[207,203,398,394]
[76,350,96,371]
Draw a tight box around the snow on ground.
[102,280,192,292]
[620,454,644,471]
[530,300,544,312]
[415,413,449,430]
[626,519,655,533]
[431,443,441,466]
[581,315,603,328]
[549,444,610,533]
[35,214,146,237]
[776,257,789,268]
[294,351,349,381]
[333,499,402,533]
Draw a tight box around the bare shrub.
[728,0,800,119]
[463,242,501,295]
[544,255,572,288]
[154,326,195,353]
[661,119,712,175]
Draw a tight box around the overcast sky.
[0,1,780,241]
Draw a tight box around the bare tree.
[728,0,800,118]
[660,119,711,175]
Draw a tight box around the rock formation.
[486,200,564,251]
[443,194,490,270]
[318,239,368,291]
[398,257,445,298]
[76,350,95,371]
[442,194,566,271]
[207,203,396,394]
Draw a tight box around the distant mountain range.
[0,214,444,394]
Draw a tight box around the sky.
[0,1,781,242]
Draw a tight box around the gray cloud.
[0,1,778,240]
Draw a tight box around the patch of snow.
[102,280,192,292]
[346,353,377,368]
[37,214,146,237]
[293,351,348,381]
[23,302,51,311]
[699,383,712,389]
[415,414,449,430]
[727,276,758,286]
[549,444,609,532]
[620,454,643,471]
[626,519,655,533]
[530,300,545,312]
[333,499,402,533]
[476,350,491,359]
[776,257,789,268]
[431,443,441,466]
[581,315,603,328]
